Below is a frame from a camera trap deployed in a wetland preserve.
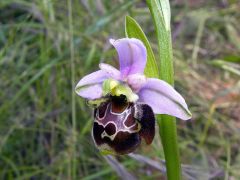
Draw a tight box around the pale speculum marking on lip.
[94,101,140,141]
[91,94,155,155]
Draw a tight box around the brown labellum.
[92,95,155,155]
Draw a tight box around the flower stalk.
[147,0,182,179]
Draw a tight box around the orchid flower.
[75,38,191,155]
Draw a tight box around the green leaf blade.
[146,0,173,84]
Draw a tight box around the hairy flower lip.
[75,38,192,120]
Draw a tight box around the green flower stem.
[125,0,181,177]
[147,0,181,179]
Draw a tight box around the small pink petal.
[99,63,121,80]
[127,73,147,92]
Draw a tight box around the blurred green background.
[0,0,240,179]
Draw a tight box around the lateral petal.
[127,73,147,92]
[99,63,121,80]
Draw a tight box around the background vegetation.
[0,0,239,179]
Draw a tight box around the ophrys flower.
[75,38,191,154]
